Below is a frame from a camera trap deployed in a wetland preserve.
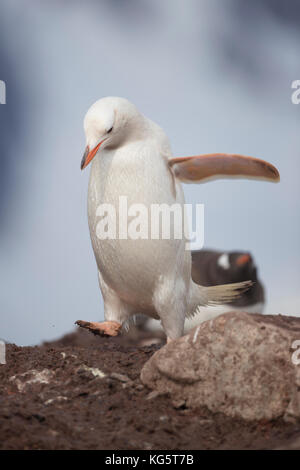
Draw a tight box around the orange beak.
[81,139,106,170]
[236,254,251,266]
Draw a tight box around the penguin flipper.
[169,154,280,184]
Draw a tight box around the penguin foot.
[75,320,121,337]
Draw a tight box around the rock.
[9,369,55,392]
[141,312,300,421]
[135,384,144,391]
[146,390,164,400]
[44,396,68,405]
[76,365,106,379]
[172,398,186,409]
[110,372,130,383]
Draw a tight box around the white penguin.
[76,97,279,342]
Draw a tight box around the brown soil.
[1,320,300,450]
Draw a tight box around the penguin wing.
[168,154,280,184]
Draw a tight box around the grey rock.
[110,372,131,383]
[141,312,300,421]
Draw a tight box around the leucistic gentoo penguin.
[76,97,279,342]
[139,249,265,334]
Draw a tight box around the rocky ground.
[1,314,300,450]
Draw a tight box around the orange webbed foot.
[75,320,122,337]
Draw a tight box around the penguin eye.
[107,126,113,134]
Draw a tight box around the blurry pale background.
[0,0,299,345]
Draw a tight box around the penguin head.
[216,251,257,284]
[81,97,144,169]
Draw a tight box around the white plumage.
[76,97,279,341]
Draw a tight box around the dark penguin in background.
[139,249,265,334]
[191,249,265,310]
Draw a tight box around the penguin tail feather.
[188,280,253,317]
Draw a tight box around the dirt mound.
[1,321,300,449]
